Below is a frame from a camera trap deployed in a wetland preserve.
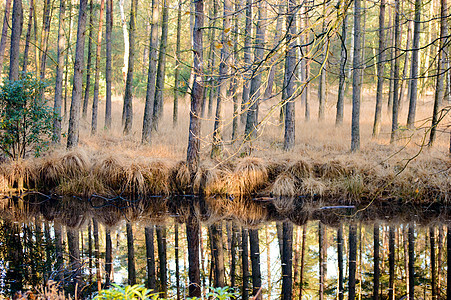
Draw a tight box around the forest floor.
[0,88,449,205]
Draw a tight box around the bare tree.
[21,0,32,72]
[0,0,12,76]
[104,0,113,129]
[390,0,401,144]
[66,0,88,149]
[336,8,348,126]
[351,0,362,151]
[173,0,182,127]
[82,0,94,119]
[53,0,66,143]
[8,0,22,82]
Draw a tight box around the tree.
[336,8,348,126]
[173,0,182,127]
[91,0,105,134]
[242,227,250,300]
[372,0,386,137]
[211,0,232,158]
[21,0,32,73]
[123,0,138,135]
[249,229,262,299]
[53,0,66,143]
[388,226,395,300]
[428,0,447,146]
[142,0,159,143]
[390,0,401,144]
[8,0,22,82]
[211,223,225,287]
[348,224,357,300]
[82,0,94,119]
[104,0,113,129]
[145,226,156,291]
[126,222,136,285]
[186,211,201,297]
[408,224,415,300]
[105,228,113,286]
[156,225,168,296]
[406,0,421,129]
[0,0,12,76]
[351,0,362,152]
[240,0,252,125]
[0,74,54,160]
[281,222,293,300]
[283,0,297,151]
[337,225,344,300]
[67,0,88,149]
[373,224,380,300]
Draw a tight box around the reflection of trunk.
[299,224,306,299]
[281,222,293,300]
[249,229,262,299]
[93,220,101,291]
[277,222,283,258]
[5,222,23,294]
[126,223,136,285]
[88,221,93,282]
[156,225,168,296]
[105,228,113,286]
[408,224,415,300]
[230,223,238,287]
[337,224,344,300]
[266,226,272,294]
[54,223,64,281]
[447,225,451,297]
[438,226,443,298]
[388,226,395,300]
[67,228,81,293]
[402,226,409,296]
[430,227,436,298]
[175,223,180,300]
[186,212,201,297]
[211,223,225,287]
[242,228,250,300]
[145,226,156,291]
[319,223,326,299]
[348,224,357,300]
[373,224,380,300]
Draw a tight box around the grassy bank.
[0,92,449,206]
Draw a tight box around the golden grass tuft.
[229,157,269,195]
[170,161,191,193]
[271,173,296,196]
[287,159,312,180]
[1,159,36,190]
[37,156,64,188]
[92,155,128,192]
[124,162,146,196]
[316,159,349,179]
[60,150,91,178]
[299,177,327,197]
[56,173,109,197]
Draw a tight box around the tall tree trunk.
[406,0,421,129]
[428,0,447,146]
[205,0,217,118]
[151,0,169,132]
[91,0,105,134]
[319,222,327,299]
[38,0,52,93]
[438,227,443,298]
[211,223,226,287]
[337,224,344,300]
[336,10,348,126]
[373,224,380,300]
[66,0,88,149]
[351,0,362,151]
[118,0,128,85]
[173,0,182,127]
[63,0,73,119]
[263,1,283,100]
[244,0,266,142]
[105,228,113,287]
[430,227,437,299]
[390,0,401,144]
[349,224,357,300]
[144,226,156,291]
[82,0,94,119]
[8,0,22,81]
[372,0,386,137]
[126,223,136,285]
[299,223,306,299]
[447,225,451,298]
[123,0,138,135]
[54,223,64,281]
[281,221,293,300]
[93,220,101,291]
[249,229,262,299]
[156,225,168,296]
[88,221,93,283]
[242,228,250,300]
[141,0,159,143]
[21,0,32,72]
[53,0,66,143]
[211,0,232,158]
[240,0,252,124]
[0,0,11,76]
[230,2,239,141]
[186,211,201,297]
[104,0,112,129]
[302,5,310,121]
[186,0,204,177]
[283,0,296,151]
[388,226,395,300]
[408,224,415,300]
[5,222,23,295]
[317,1,327,121]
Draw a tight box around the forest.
[0,0,449,297]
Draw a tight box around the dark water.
[0,194,450,299]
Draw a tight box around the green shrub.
[0,73,55,160]
[93,284,159,300]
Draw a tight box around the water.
[0,193,450,299]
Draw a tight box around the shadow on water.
[1,193,451,298]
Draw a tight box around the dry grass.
[0,91,447,208]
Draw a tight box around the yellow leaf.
[215,42,223,49]
[227,40,233,47]
[224,27,231,33]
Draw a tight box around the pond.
[0,193,450,299]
